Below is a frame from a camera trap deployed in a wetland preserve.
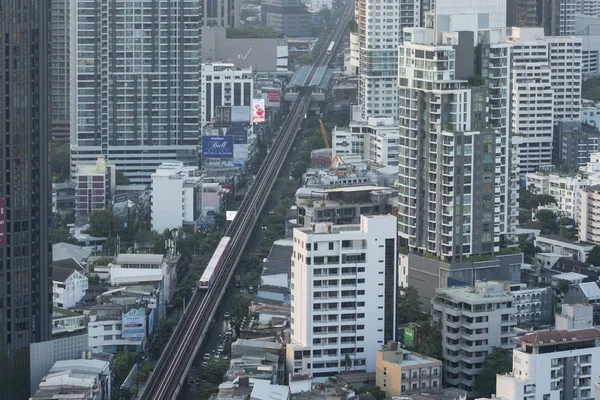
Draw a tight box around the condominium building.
[496,329,600,400]
[432,281,517,394]
[261,0,312,37]
[579,184,600,245]
[375,342,442,398]
[525,171,590,221]
[203,0,240,28]
[510,28,583,176]
[150,162,203,233]
[286,216,397,377]
[553,120,600,169]
[73,157,116,216]
[332,112,399,167]
[200,63,253,127]
[70,0,201,184]
[506,0,539,28]
[50,0,72,141]
[0,2,53,398]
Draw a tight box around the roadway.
[139,3,355,398]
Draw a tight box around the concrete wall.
[30,334,89,394]
[201,27,288,72]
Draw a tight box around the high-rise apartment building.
[510,27,582,175]
[204,0,240,27]
[287,216,397,378]
[261,0,312,37]
[70,0,202,184]
[355,0,426,120]
[0,1,53,398]
[51,0,72,142]
[507,0,540,27]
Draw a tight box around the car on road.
[269,210,274,215]
[218,345,225,353]
[248,286,254,293]
[261,226,267,230]
[224,312,231,319]
[203,353,210,361]
[226,329,233,337]
[201,362,208,367]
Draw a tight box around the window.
[104,335,113,340]
[383,367,387,376]
[329,242,334,250]
[383,379,387,388]
[307,243,311,251]
[314,243,319,251]
[104,325,113,331]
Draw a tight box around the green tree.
[397,286,425,323]
[356,386,385,400]
[50,142,71,182]
[50,227,78,245]
[113,352,137,385]
[409,322,442,360]
[557,279,570,294]
[62,211,76,226]
[116,171,131,185]
[475,347,513,397]
[88,208,124,237]
[536,209,558,233]
[519,187,556,210]
[587,245,600,265]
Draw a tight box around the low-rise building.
[496,329,600,400]
[150,162,203,233]
[74,157,116,216]
[534,235,595,263]
[52,182,76,211]
[504,282,554,327]
[52,307,86,336]
[375,342,442,398]
[555,303,595,330]
[32,358,111,400]
[432,281,517,395]
[525,171,590,221]
[87,304,146,354]
[52,259,88,309]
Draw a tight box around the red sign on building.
[268,90,280,104]
[0,197,5,246]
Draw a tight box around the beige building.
[579,184,600,245]
[375,342,442,398]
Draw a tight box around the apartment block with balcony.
[286,216,397,378]
[375,342,442,398]
[579,184,600,245]
[432,281,517,395]
[74,157,116,216]
[525,171,590,222]
[496,329,600,400]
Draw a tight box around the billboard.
[403,327,415,346]
[122,308,146,340]
[202,135,234,159]
[228,126,248,144]
[215,106,232,126]
[252,98,266,123]
[231,106,251,124]
[268,90,280,105]
[0,198,5,246]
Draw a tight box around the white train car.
[199,236,231,290]
[326,41,335,55]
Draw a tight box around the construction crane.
[319,119,353,177]
[239,46,255,61]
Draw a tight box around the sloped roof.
[52,266,77,283]
[517,328,600,345]
[52,242,93,262]
[51,258,84,273]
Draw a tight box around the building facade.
[332,112,399,167]
[287,216,397,377]
[0,1,53,398]
[510,28,583,176]
[496,329,600,400]
[432,281,517,394]
[52,267,88,310]
[70,0,202,184]
[204,0,240,27]
[553,120,600,169]
[200,63,253,127]
[375,343,442,398]
[261,0,312,37]
[151,162,203,233]
[525,171,590,221]
[579,184,600,245]
[74,157,116,216]
[50,0,72,141]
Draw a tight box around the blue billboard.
[122,308,146,340]
[202,135,234,159]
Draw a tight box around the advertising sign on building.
[226,211,238,221]
[202,135,234,159]
[231,106,251,124]
[0,197,5,246]
[122,308,146,340]
[403,327,415,346]
[252,98,266,123]
[228,126,248,144]
[268,90,280,105]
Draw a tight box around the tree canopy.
[397,286,426,324]
[519,187,556,211]
[409,321,442,360]
[50,142,71,183]
[88,208,124,237]
[536,209,558,233]
[474,347,512,397]
[587,245,600,265]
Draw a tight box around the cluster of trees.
[193,359,230,400]
[50,211,77,245]
[474,347,513,397]
[397,287,442,360]
[583,77,600,102]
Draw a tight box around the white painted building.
[200,63,253,127]
[510,28,583,176]
[286,216,397,377]
[432,281,517,394]
[32,359,112,400]
[525,171,590,221]
[88,304,145,353]
[70,0,201,184]
[582,100,600,128]
[52,264,88,309]
[332,109,399,167]
[534,235,594,262]
[151,162,203,233]
[579,184,600,245]
[496,329,600,400]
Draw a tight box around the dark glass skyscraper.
[0,1,52,398]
